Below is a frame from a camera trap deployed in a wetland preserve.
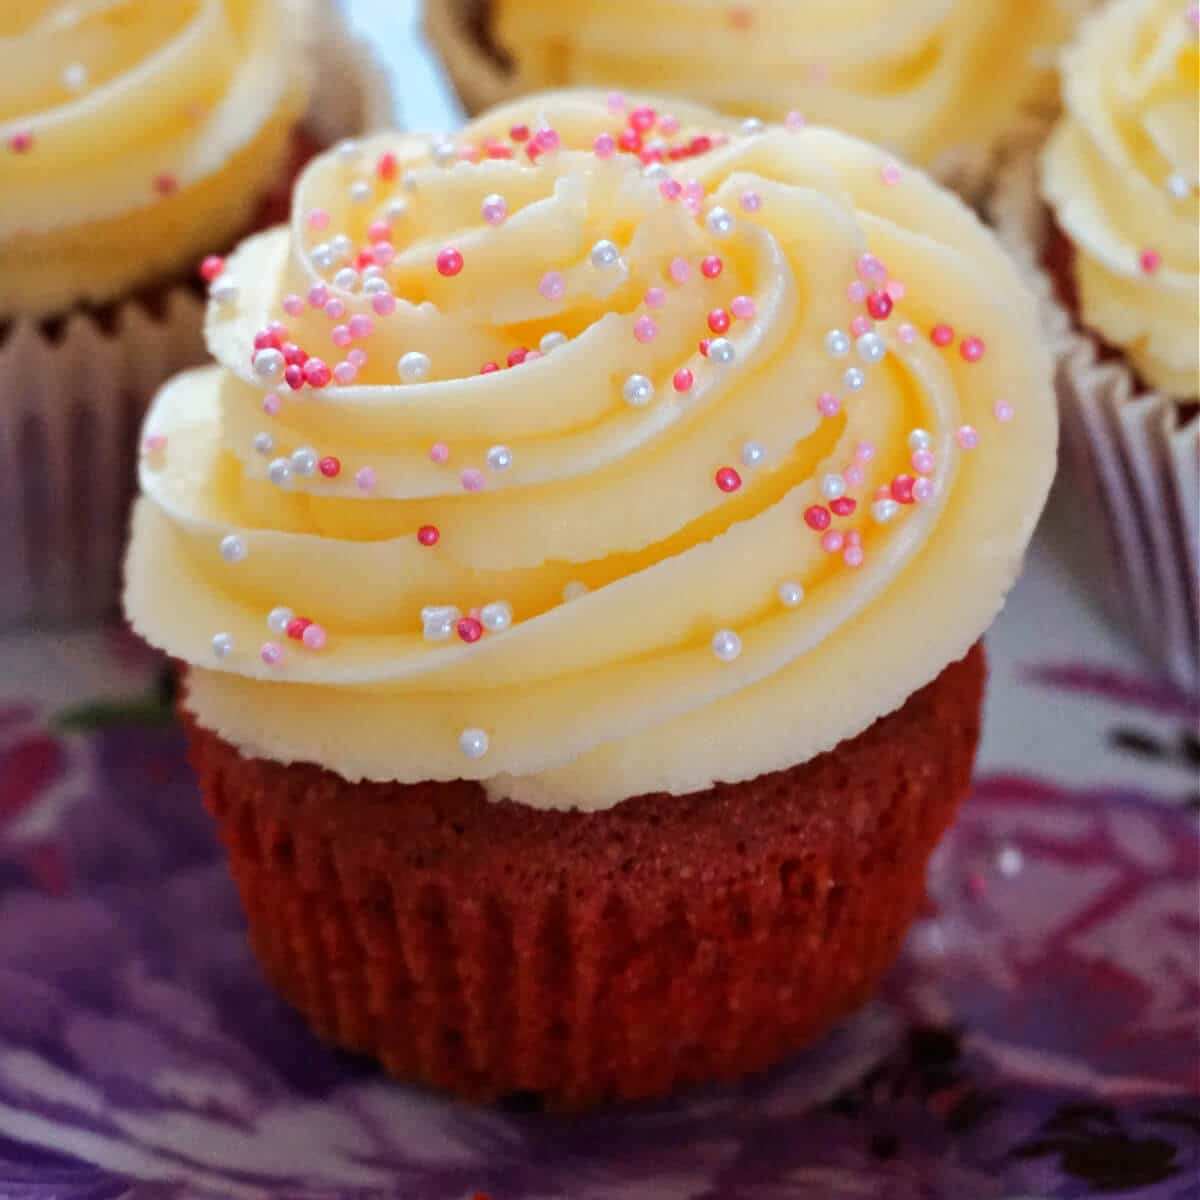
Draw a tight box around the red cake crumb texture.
[187,643,985,1111]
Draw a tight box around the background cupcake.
[424,0,1089,193]
[0,0,393,626]
[993,0,1198,694]
[125,92,1056,1108]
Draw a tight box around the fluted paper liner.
[0,10,396,627]
[992,153,1199,694]
[423,0,1060,203]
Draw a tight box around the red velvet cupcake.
[125,92,1056,1109]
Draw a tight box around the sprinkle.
[843,367,865,391]
[711,630,742,662]
[540,331,568,352]
[715,466,742,493]
[142,433,167,454]
[63,62,89,91]
[700,255,723,279]
[333,362,357,385]
[260,642,283,667]
[267,456,290,485]
[673,368,694,393]
[1139,249,1162,275]
[778,582,804,607]
[307,284,329,309]
[848,281,868,304]
[912,449,935,475]
[855,442,876,463]
[850,315,873,338]
[285,617,311,640]
[1166,173,1190,200]
[302,624,327,651]
[872,498,900,524]
[481,601,513,633]
[418,525,440,547]
[821,530,844,554]
[708,338,736,364]
[705,207,735,236]
[253,432,274,455]
[481,193,508,224]
[820,473,846,501]
[785,111,805,131]
[634,315,658,343]
[460,729,489,759]
[897,322,917,344]
[623,374,654,406]
[302,359,331,389]
[857,253,886,282]
[539,271,566,301]
[461,467,485,492]
[398,351,431,382]
[212,633,233,659]
[486,445,513,470]
[730,295,756,320]
[507,347,529,367]
[593,132,616,158]
[994,400,1014,423]
[670,257,692,284]
[268,607,295,635]
[355,466,377,492]
[913,477,935,503]
[740,190,762,213]
[845,465,864,487]
[930,324,954,347]
[866,291,893,320]
[590,239,621,267]
[457,617,484,643]
[154,173,178,196]
[959,336,985,363]
[436,247,464,277]
[319,456,341,479]
[956,425,980,450]
[422,605,460,641]
[830,497,856,517]
[199,256,225,283]
[804,505,831,532]
[825,329,850,357]
[891,475,916,505]
[252,348,285,380]
[708,308,731,334]
[263,392,281,416]
[741,441,766,467]
[881,161,903,186]
[843,546,865,568]
[533,127,561,154]
[908,429,932,452]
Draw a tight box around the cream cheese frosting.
[1041,0,1199,399]
[0,0,315,319]
[490,0,1085,172]
[124,91,1057,811]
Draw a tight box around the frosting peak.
[125,92,1057,811]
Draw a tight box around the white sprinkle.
[267,607,295,635]
[252,349,284,380]
[1166,172,1190,199]
[486,445,513,471]
[421,605,460,642]
[268,457,291,486]
[335,139,362,162]
[623,373,654,406]
[363,276,390,296]
[643,163,669,182]
[212,632,234,659]
[459,728,490,759]
[872,498,900,524]
[398,351,431,383]
[844,367,866,391]
[740,118,765,137]
[253,432,274,455]
[563,581,589,602]
[741,441,766,467]
[330,234,354,262]
[825,329,850,357]
[62,62,89,91]
[706,206,735,236]
[708,338,736,365]
[332,267,360,292]
[209,278,239,306]
[820,473,846,501]
[219,534,246,563]
[590,239,621,268]
[349,180,372,204]
[996,844,1024,878]
[908,429,933,452]
[432,140,458,167]
[856,332,887,364]
[385,197,409,223]
[540,331,568,353]
[290,447,318,477]
[480,601,513,633]
[778,582,804,607]
[711,629,742,662]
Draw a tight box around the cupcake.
[0,0,393,626]
[993,0,1198,693]
[425,0,1088,191]
[125,92,1056,1109]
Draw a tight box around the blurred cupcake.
[0,0,393,626]
[425,0,1088,191]
[125,92,1056,1108]
[993,0,1198,692]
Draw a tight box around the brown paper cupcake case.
[422,0,1060,202]
[0,8,396,627]
[992,153,1199,695]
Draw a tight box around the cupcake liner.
[0,11,396,628]
[423,0,1061,202]
[992,153,1199,695]
[186,644,984,1111]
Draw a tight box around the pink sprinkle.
[844,464,864,487]
[673,368,694,393]
[324,298,346,321]
[850,315,873,337]
[348,348,368,367]
[817,392,840,417]
[260,642,283,667]
[283,294,305,316]
[885,279,906,302]
[740,190,762,213]
[730,295,756,320]
[303,358,331,388]
[855,442,876,463]
[607,91,626,113]
[660,178,683,201]
[843,546,865,568]
[143,434,167,453]
[307,284,329,309]
[302,624,327,651]
[373,243,396,267]
[593,132,616,158]
[659,115,680,136]
[524,350,543,362]
[461,467,485,492]
[913,477,935,503]
[670,257,692,284]
[845,529,862,548]
[912,449,935,475]
[821,530,845,554]
[333,362,357,385]
[994,400,1014,423]
[960,336,985,363]
[331,324,352,348]
[683,179,705,201]
[634,316,658,343]
[785,111,805,131]
[263,392,281,416]
[881,162,902,187]
[857,253,886,282]
[930,323,955,348]
[897,322,917,344]
[199,256,224,283]
[8,131,33,153]
[429,442,450,464]
[539,271,565,301]
[847,281,868,304]
[372,293,397,316]
[1139,249,1162,274]
[367,220,392,244]
[436,247,464,277]
[533,127,560,153]
[348,314,373,339]
[644,286,667,309]
[482,195,507,224]
[701,255,723,279]
[307,208,330,230]
[355,466,376,492]
[956,425,979,450]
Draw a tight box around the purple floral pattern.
[0,654,1196,1199]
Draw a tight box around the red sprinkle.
[285,617,312,640]
[284,364,305,391]
[629,107,657,134]
[804,505,832,531]
[715,467,742,493]
[707,308,731,334]
[617,130,643,154]
[356,249,376,270]
[506,347,528,367]
[457,617,484,643]
[154,173,178,196]
[701,256,724,279]
[930,324,954,348]
[303,358,331,389]
[480,361,500,374]
[436,247,464,277]
[377,152,398,181]
[690,135,713,156]
[417,525,440,547]
[253,329,281,351]
[199,255,224,283]
[485,142,513,159]
[959,336,985,363]
[891,474,916,504]
[8,131,33,154]
[1139,249,1162,274]
[281,342,308,366]
[830,496,857,517]
[866,291,893,320]
[699,338,712,356]
[318,456,341,479]
[509,123,530,143]
[673,368,694,393]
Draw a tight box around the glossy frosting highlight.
[1041,0,1199,399]
[491,0,1083,171]
[125,92,1057,811]
[0,0,314,318]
